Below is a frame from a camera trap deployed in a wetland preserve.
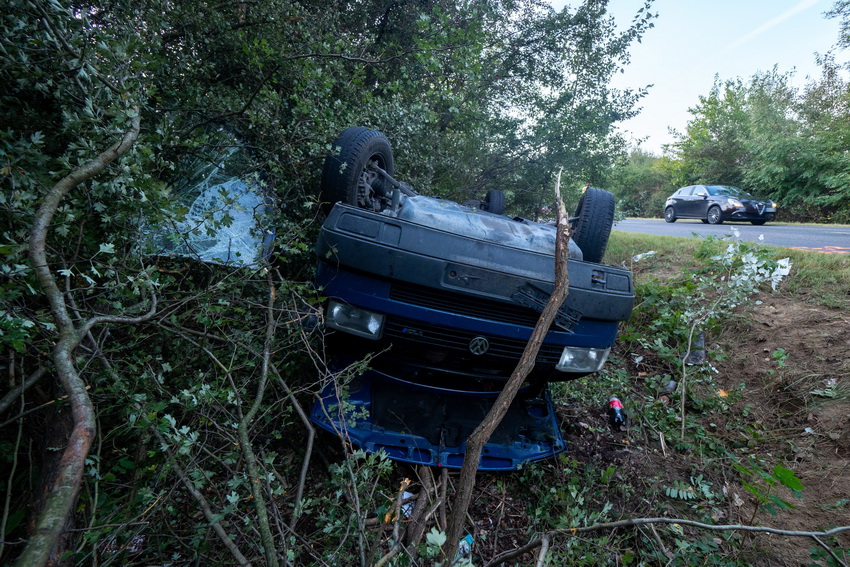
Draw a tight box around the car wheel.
[483,189,506,215]
[664,207,676,223]
[751,220,767,226]
[571,187,614,263]
[320,127,394,213]
[706,206,723,225]
[701,219,709,224]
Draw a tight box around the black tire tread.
[320,127,394,212]
[572,187,615,263]
[706,205,723,225]
[484,189,506,215]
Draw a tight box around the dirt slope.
[717,296,850,564]
[588,294,850,565]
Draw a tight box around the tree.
[668,77,751,188]
[605,148,675,217]
[666,62,850,222]
[793,53,850,221]
[826,0,850,51]
[739,70,801,195]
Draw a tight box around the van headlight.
[556,346,610,373]
[326,300,385,339]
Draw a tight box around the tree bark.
[17,114,141,567]
[442,172,571,562]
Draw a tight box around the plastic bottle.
[608,397,627,428]
[631,250,657,262]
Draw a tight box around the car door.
[672,186,694,217]
[690,186,710,218]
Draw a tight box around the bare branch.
[443,170,571,560]
[0,367,47,418]
[77,291,158,337]
[1,396,25,559]
[406,466,436,547]
[150,428,253,567]
[234,274,279,567]
[28,112,141,332]
[534,534,550,567]
[485,519,850,567]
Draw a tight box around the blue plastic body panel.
[310,369,566,471]
[316,200,634,324]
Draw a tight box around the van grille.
[384,317,563,365]
[389,282,543,327]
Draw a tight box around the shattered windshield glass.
[144,142,274,267]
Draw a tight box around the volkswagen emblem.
[469,336,490,355]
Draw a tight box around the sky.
[550,0,845,154]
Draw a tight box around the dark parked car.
[664,185,777,225]
[310,127,634,469]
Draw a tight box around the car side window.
[678,187,693,196]
[693,187,707,197]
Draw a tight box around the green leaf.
[772,465,804,493]
[426,527,447,547]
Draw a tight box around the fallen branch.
[534,534,550,567]
[443,170,571,561]
[406,466,436,547]
[374,478,412,567]
[485,518,850,567]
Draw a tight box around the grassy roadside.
[606,230,850,308]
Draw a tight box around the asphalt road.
[612,219,850,254]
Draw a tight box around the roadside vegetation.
[488,232,850,566]
[2,0,850,565]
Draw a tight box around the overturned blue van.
[310,128,633,470]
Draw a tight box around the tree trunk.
[17,114,141,567]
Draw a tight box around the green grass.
[605,231,850,308]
